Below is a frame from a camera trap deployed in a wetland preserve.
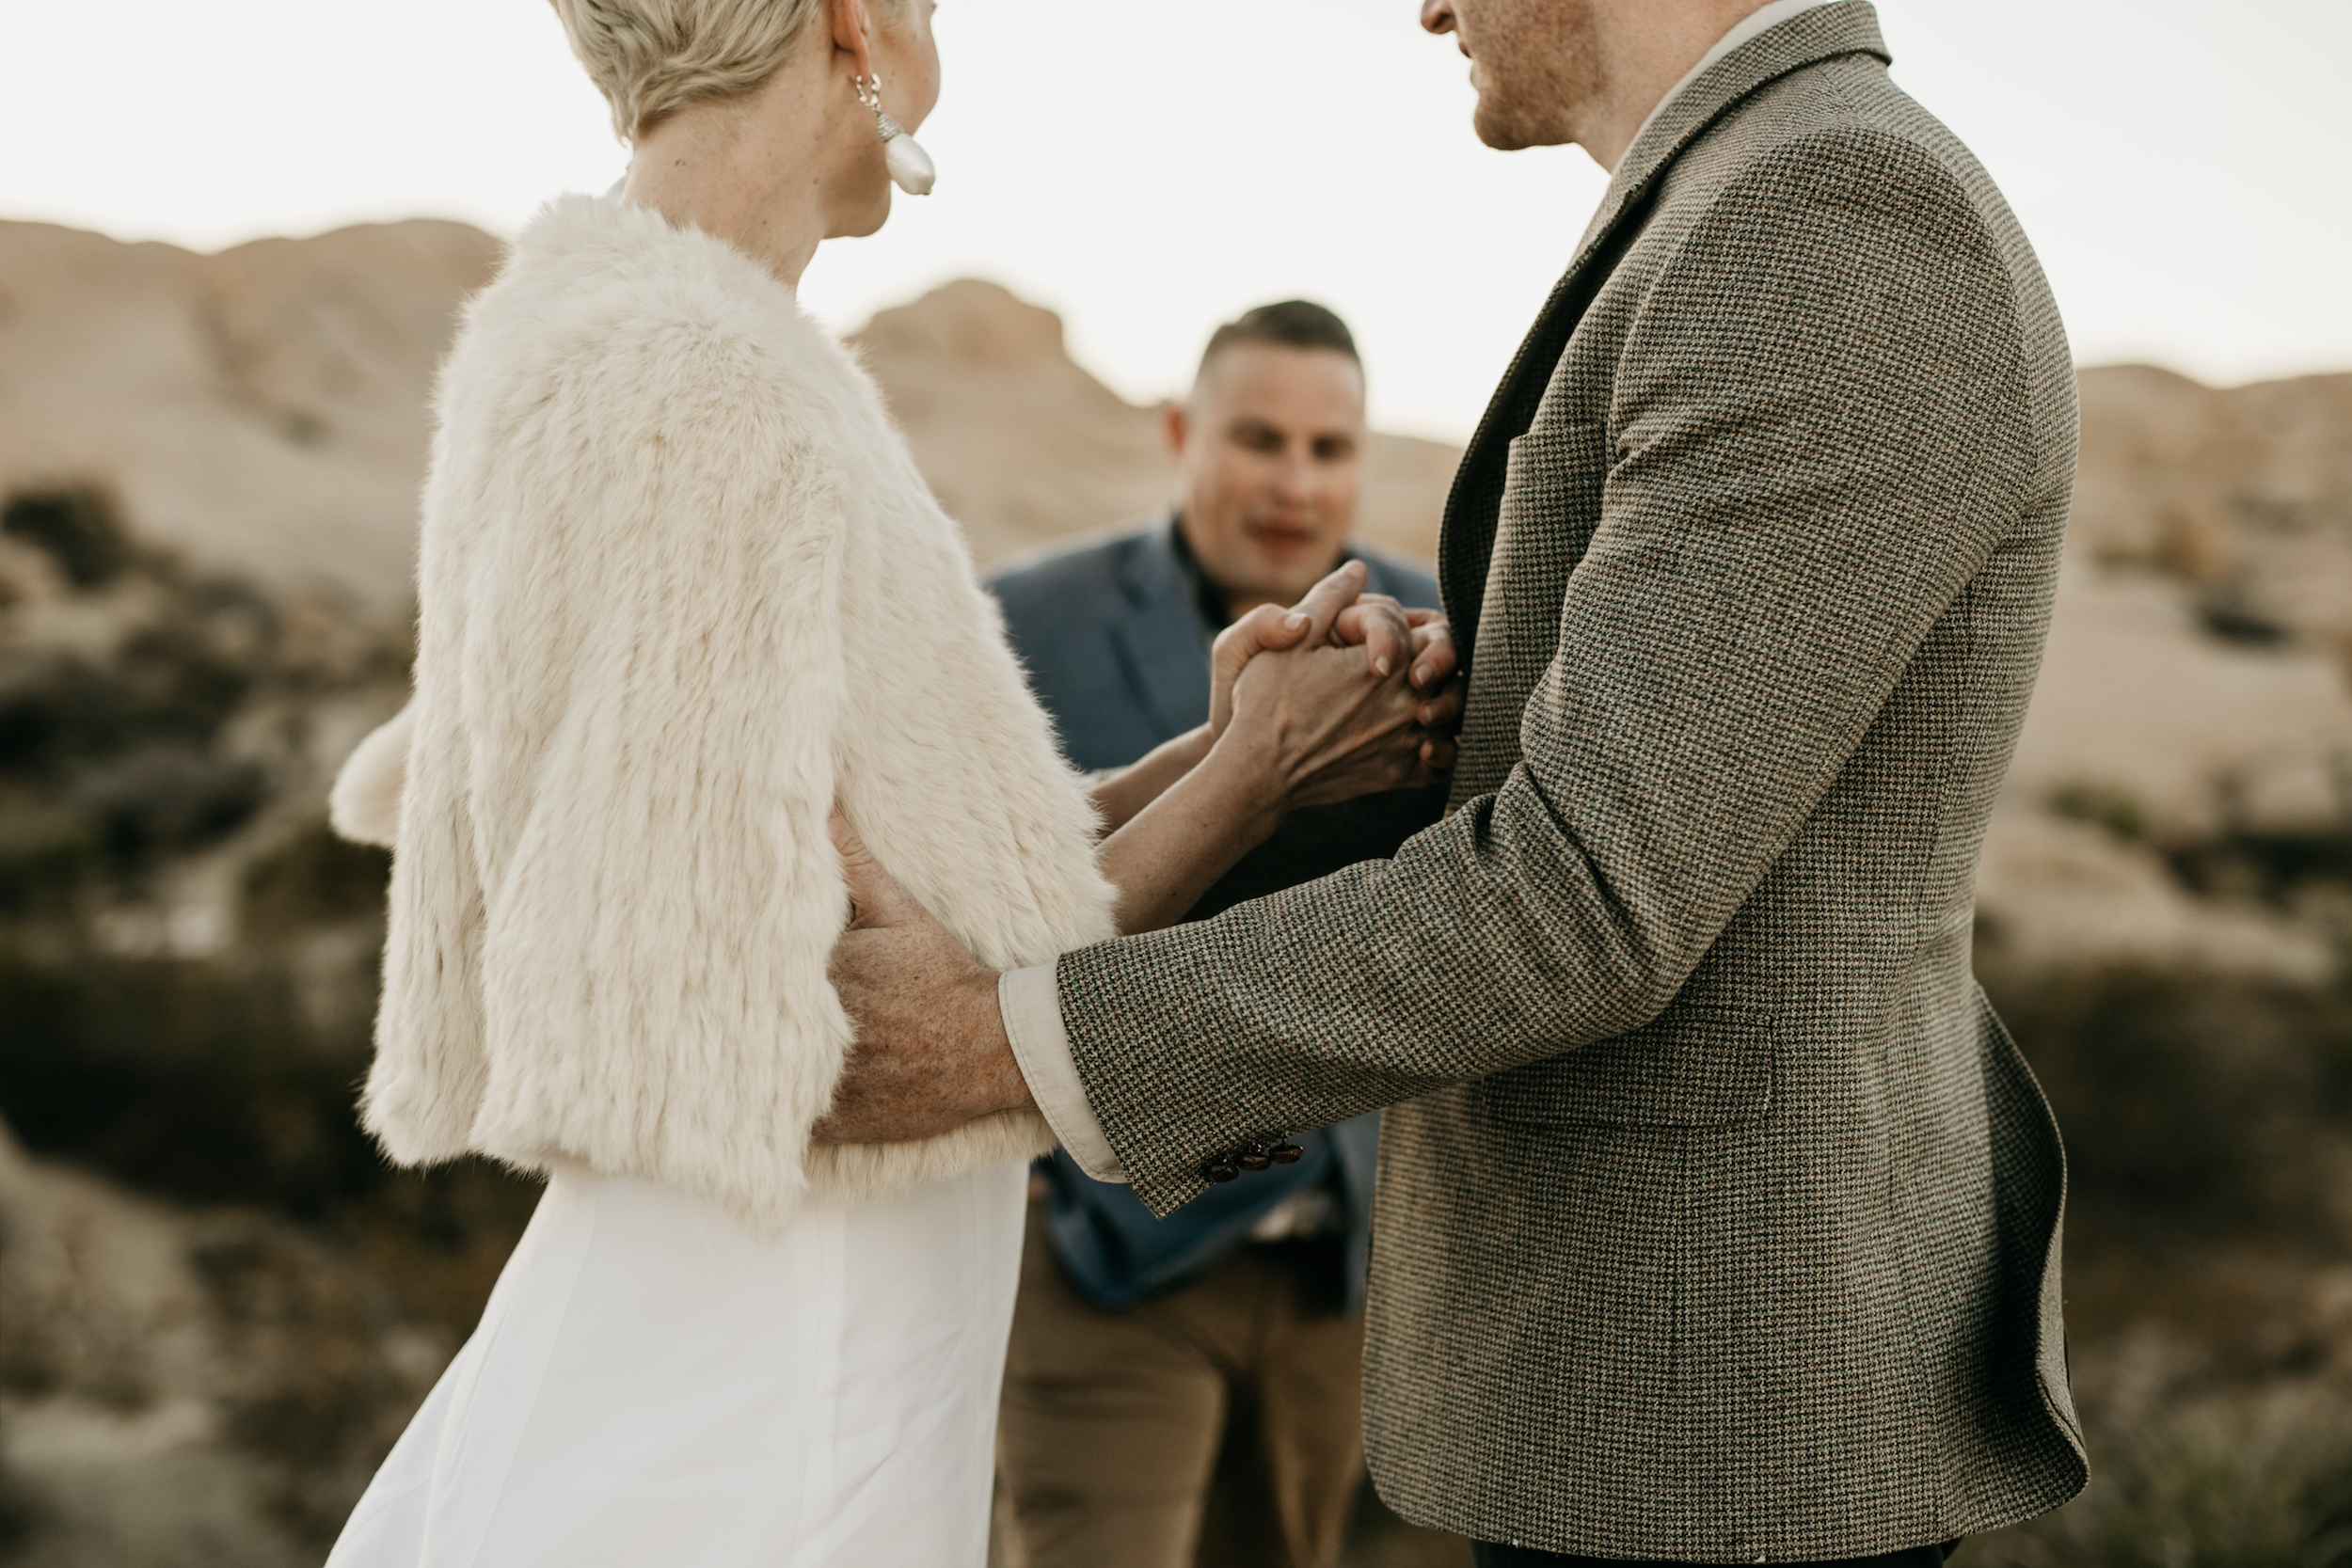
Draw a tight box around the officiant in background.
[986,301,1453,1568]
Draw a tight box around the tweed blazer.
[1050,6,2088,1559]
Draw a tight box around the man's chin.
[1474,101,1566,152]
[1238,544,1333,597]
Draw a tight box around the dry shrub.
[1984,964,2352,1245]
[1974,1391,2352,1568]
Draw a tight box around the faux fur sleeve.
[484,474,850,1229]
[369,278,860,1234]
[328,703,412,849]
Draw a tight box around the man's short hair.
[1197,301,1361,386]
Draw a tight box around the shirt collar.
[1623,0,1844,156]
[1166,515,1231,637]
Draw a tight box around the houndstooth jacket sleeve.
[1058,119,2057,1217]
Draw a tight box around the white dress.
[322,196,1119,1568]
[326,1160,1026,1568]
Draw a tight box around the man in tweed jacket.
[823,1,2090,1560]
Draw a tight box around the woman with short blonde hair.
[320,1,1454,1563]
[554,0,846,141]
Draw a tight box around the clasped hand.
[1207,559,1463,806]
[815,563,1463,1147]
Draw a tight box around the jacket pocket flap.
[1480,1006,1777,1128]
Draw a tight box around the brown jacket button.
[1203,1161,1241,1184]
[1238,1151,1272,1173]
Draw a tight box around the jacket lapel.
[1438,0,1894,669]
[1438,204,1653,667]
[1108,516,1215,741]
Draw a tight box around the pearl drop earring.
[854,73,935,197]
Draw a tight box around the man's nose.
[1421,0,1455,37]
[1271,447,1317,502]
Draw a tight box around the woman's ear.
[830,0,876,79]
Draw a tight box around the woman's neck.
[621,56,845,289]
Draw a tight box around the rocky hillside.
[0,221,1458,603]
[5,216,2352,1566]
[1976,368,2352,985]
[0,220,500,610]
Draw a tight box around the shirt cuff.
[1000,963,1127,1183]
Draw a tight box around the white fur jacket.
[340,195,1116,1233]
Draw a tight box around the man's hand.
[1336,596,1457,694]
[1343,601,1465,771]
[815,816,1033,1145]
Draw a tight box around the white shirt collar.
[1624,0,1843,159]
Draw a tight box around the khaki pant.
[997,1202,1367,1568]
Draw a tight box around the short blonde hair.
[549,0,829,142]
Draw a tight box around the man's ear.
[1161,399,1191,465]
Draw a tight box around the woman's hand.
[1208,565,1351,737]
[1222,639,1446,811]
[1080,561,1468,935]
[1207,562,1466,775]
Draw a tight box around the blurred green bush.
[0,943,377,1215]
[2,486,135,591]
[0,483,535,1357]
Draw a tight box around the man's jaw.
[1240,526,1339,601]
[1458,0,1601,154]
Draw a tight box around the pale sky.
[4,0,2345,441]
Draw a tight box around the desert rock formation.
[0,1117,443,1567]
[0,223,1458,605]
[0,220,501,609]
[1979,368,2352,982]
[852,277,1463,569]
